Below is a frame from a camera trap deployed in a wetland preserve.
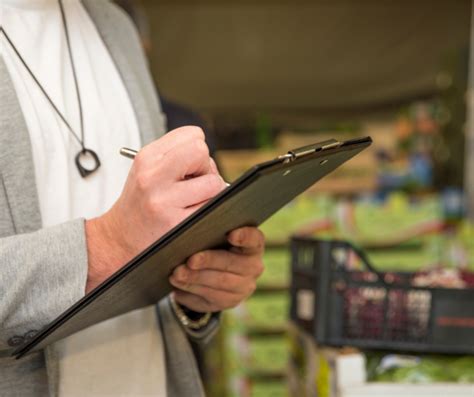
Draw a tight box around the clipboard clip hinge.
[320,141,342,151]
[278,153,294,163]
[281,140,342,162]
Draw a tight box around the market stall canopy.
[145,0,471,111]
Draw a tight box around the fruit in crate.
[367,353,474,383]
[413,267,469,288]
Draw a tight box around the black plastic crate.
[289,237,474,354]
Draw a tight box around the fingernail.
[230,230,243,245]
[209,158,217,173]
[175,267,188,282]
[190,253,204,269]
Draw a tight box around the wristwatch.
[170,294,212,330]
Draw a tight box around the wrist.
[84,214,132,293]
[180,304,209,321]
[170,294,212,330]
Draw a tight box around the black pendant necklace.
[0,0,100,178]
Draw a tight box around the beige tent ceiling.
[144,0,471,111]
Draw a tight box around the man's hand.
[169,226,265,312]
[85,126,227,292]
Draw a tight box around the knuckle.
[203,176,217,192]
[208,174,225,192]
[177,125,204,140]
[135,173,150,192]
[230,297,241,308]
[188,126,205,140]
[195,139,210,158]
[187,253,199,269]
[202,288,215,303]
[255,260,265,277]
[248,281,257,295]
[258,229,266,247]
[145,197,164,217]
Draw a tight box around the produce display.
[256,249,290,288]
[261,192,473,272]
[211,191,473,397]
[259,195,333,244]
[206,88,472,396]
[226,334,280,375]
[291,237,474,353]
[289,323,474,397]
[224,248,291,397]
[229,293,289,331]
[351,194,440,242]
[245,337,289,373]
[366,354,474,383]
[250,381,288,397]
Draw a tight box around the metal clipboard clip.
[278,139,342,163]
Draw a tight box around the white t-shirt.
[0,0,166,395]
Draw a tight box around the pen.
[120,147,138,159]
[120,147,231,187]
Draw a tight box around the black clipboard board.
[14,136,372,358]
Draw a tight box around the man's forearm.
[84,216,132,293]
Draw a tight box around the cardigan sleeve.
[0,219,88,354]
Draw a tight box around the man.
[0,0,265,396]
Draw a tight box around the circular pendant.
[75,148,101,178]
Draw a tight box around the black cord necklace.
[0,0,101,178]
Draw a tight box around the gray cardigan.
[0,1,217,395]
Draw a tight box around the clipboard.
[14,136,372,358]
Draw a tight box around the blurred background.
[116,1,473,396]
